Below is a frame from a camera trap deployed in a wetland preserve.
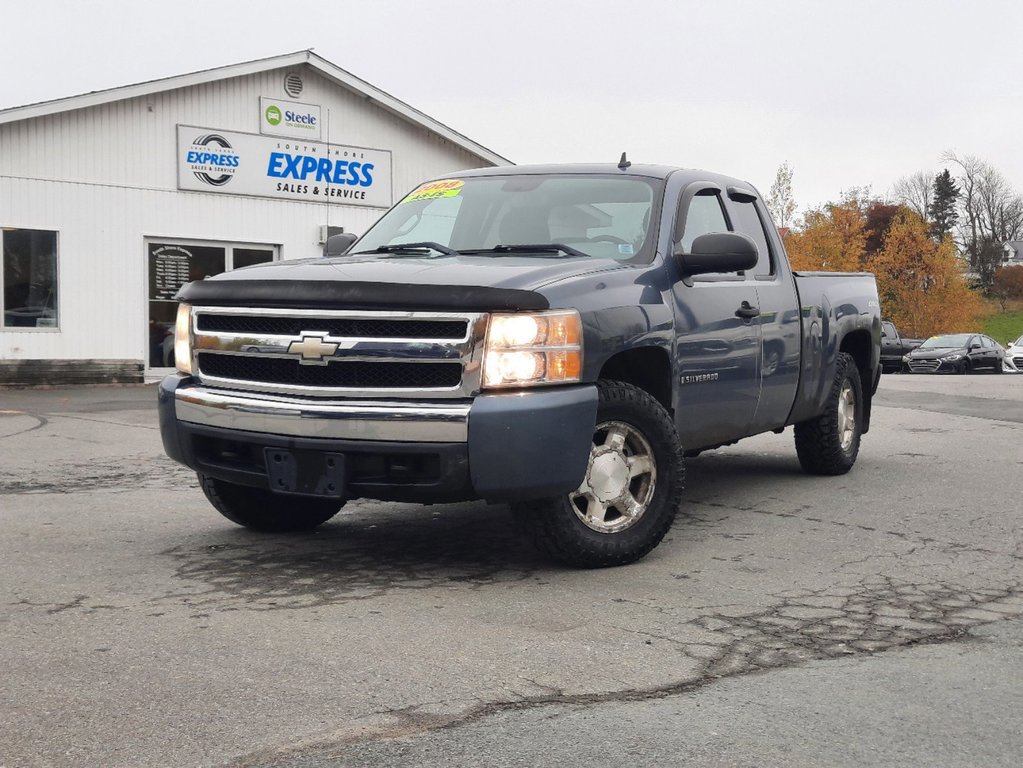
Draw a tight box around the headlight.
[902,354,911,363]
[174,303,193,375]
[483,310,582,388]
[939,352,963,362]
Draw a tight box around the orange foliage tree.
[865,211,983,337]
[784,200,866,272]
[783,200,984,338]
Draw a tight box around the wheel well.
[839,331,872,383]
[840,330,874,432]
[598,347,672,413]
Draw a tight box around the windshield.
[353,174,662,263]
[919,334,972,349]
[1012,335,1023,347]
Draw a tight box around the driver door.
[670,186,761,450]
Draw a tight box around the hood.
[215,252,628,292]
[177,253,632,312]
[908,347,966,360]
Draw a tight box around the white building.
[0,50,508,385]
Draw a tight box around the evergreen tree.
[928,169,960,240]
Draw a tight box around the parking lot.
[2,373,1022,767]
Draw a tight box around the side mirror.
[969,343,981,350]
[323,232,358,257]
[675,232,758,277]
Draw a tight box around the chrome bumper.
[174,386,471,442]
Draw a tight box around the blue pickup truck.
[160,162,881,567]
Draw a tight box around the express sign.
[176,125,393,208]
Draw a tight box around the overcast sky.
[2,0,1021,212]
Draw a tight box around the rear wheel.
[513,380,684,568]
[794,352,862,476]
[198,473,344,532]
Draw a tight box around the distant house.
[1004,241,1023,266]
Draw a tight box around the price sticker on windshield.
[402,179,464,203]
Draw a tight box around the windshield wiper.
[459,243,589,259]
[351,241,459,256]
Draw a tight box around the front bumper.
[159,375,597,503]
[904,358,962,374]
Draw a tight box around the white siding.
[0,64,499,364]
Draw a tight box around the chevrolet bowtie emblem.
[287,334,339,365]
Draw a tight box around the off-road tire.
[198,473,344,532]
[513,380,684,568]
[793,352,862,476]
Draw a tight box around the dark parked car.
[903,333,1005,374]
[880,321,922,373]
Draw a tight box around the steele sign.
[259,97,322,140]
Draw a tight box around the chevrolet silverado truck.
[159,162,881,568]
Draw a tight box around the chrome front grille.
[191,306,488,399]
[907,359,941,373]
[196,313,468,340]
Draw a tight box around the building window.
[2,228,59,329]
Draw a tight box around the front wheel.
[198,473,345,532]
[794,352,863,476]
[513,380,684,568]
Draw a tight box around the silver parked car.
[1004,334,1023,372]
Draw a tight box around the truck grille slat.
[197,353,462,389]
[196,314,468,340]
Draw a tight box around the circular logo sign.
[189,134,237,187]
[265,105,282,126]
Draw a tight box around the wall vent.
[284,73,304,98]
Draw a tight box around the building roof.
[0,50,510,167]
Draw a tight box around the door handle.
[735,302,760,320]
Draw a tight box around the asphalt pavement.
[1,373,1021,767]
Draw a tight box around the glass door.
[146,239,276,371]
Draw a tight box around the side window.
[728,199,774,277]
[980,336,993,348]
[881,322,893,338]
[2,228,59,328]
[676,192,728,252]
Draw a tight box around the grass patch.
[982,298,1023,344]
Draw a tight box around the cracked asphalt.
[1,374,1021,767]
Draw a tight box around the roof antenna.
[618,152,631,170]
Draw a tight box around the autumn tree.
[928,168,959,241]
[863,203,901,256]
[866,210,983,337]
[784,199,866,272]
[766,162,797,228]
